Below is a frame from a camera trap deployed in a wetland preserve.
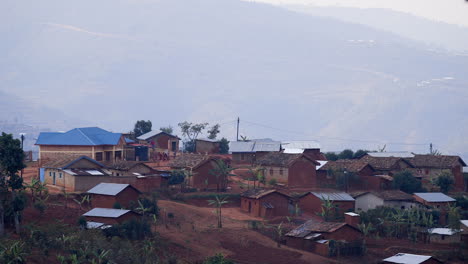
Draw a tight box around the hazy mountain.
[283,5,468,53]
[1,0,467,159]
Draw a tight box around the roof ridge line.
[77,128,96,145]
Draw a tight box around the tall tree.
[338,149,354,160]
[433,171,454,193]
[0,132,26,236]
[133,120,152,138]
[219,138,229,154]
[207,124,220,140]
[159,126,173,135]
[392,170,423,194]
[209,160,235,192]
[207,196,229,228]
[178,122,208,152]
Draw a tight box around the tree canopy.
[392,170,424,194]
[159,126,173,135]
[133,120,152,138]
[433,171,454,193]
[207,124,220,140]
[219,138,229,154]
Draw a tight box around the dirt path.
[157,200,335,264]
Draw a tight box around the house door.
[171,141,177,152]
[248,202,252,213]
[53,172,56,185]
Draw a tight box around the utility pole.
[430,143,433,154]
[236,117,240,141]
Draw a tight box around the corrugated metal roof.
[83,208,131,218]
[461,220,468,227]
[383,253,431,264]
[253,142,281,152]
[316,160,328,170]
[36,127,122,146]
[137,131,179,140]
[414,192,455,202]
[87,183,130,196]
[229,141,255,153]
[283,148,304,154]
[428,228,460,235]
[86,221,105,229]
[368,152,415,158]
[311,192,355,201]
[282,141,320,149]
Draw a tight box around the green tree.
[219,138,229,154]
[133,120,152,138]
[447,204,461,230]
[159,126,173,135]
[338,149,354,160]
[324,152,338,161]
[317,197,334,221]
[209,160,235,192]
[207,196,229,228]
[433,171,454,193]
[178,121,208,152]
[207,124,220,140]
[353,149,369,159]
[392,170,423,194]
[0,132,26,236]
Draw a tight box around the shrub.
[113,202,122,209]
[268,178,277,186]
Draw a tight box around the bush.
[392,170,423,193]
[203,253,234,264]
[102,219,152,240]
[113,202,122,209]
[268,178,277,186]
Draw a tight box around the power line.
[241,119,430,146]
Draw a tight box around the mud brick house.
[41,156,110,191]
[413,192,455,209]
[230,140,281,164]
[170,154,231,190]
[87,183,141,208]
[255,153,320,188]
[281,141,326,160]
[240,189,291,218]
[427,228,461,244]
[36,127,126,164]
[383,253,443,264]
[137,131,180,152]
[316,160,387,191]
[83,208,141,225]
[352,190,417,212]
[106,160,156,176]
[285,215,363,256]
[405,154,467,191]
[298,192,355,219]
[195,138,220,154]
[359,152,414,176]
[41,156,167,192]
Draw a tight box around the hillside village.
[0,122,467,263]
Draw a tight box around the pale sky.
[248,0,468,27]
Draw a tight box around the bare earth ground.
[157,200,335,264]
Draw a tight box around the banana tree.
[207,195,229,228]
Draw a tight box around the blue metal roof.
[36,127,122,146]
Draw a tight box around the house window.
[279,169,283,175]
[95,152,103,161]
[401,206,405,210]
[425,169,429,175]
[115,151,122,159]
[59,173,62,179]
[270,169,274,176]
[49,172,52,177]
[441,235,445,240]
[241,153,245,161]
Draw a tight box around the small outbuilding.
[427,228,461,244]
[83,208,141,225]
[383,253,442,264]
[299,192,355,219]
[87,183,141,208]
[285,217,363,256]
[195,138,220,154]
[413,192,456,209]
[240,189,291,218]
